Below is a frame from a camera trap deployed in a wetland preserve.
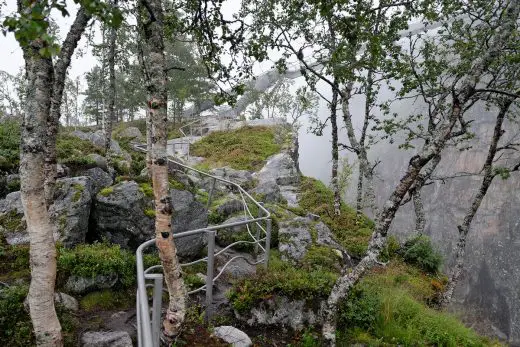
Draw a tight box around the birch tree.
[2,2,120,344]
[320,1,520,344]
[138,0,187,336]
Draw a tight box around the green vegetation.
[57,242,160,288]
[80,289,134,312]
[144,208,156,218]
[402,235,443,274]
[190,126,281,171]
[72,184,84,202]
[298,176,374,257]
[228,250,339,314]
[0,210,24,233]
[0,119,21,173]
[138,182,154,197]
[0,244,30,282]
[0,285,79,347]
[57,133,104,170]
[338,260,488,346]
[99,186,114,197]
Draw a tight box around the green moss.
[144,208,156,218]
[6,178,20,193]
[190,126,281,171]
[301,245,342,272]
[169,178,186,190]
[72,184,84,202]
[228,251,338,314]
[139,182,154,197]
[0,285,33,346]
[80,289,134,312]
[298,176,374,257]
[99,187,114,197]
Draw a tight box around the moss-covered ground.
[190,126,281,171]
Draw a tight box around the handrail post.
[206,177,217,209]
[151,274,163,347]
[205,230,216,323]
[254,202,264,255]
[265,219,271,269]
[136,291,142,347]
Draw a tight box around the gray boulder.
[171,189,209,259]
[54,292,79,312]
[278,217,312,262]
[91,181,154,250]
[251,181,282,203]
[216,215,250,247]
[254,152,299,186]
[235,296,325,331]
[215,196,244,218]
[209,167,254,187]
[213,326,252,347]
[50,176,94,248]
[65,274,118,294]
[315,221,343,250]
[81,331,133,347]
[70,130,123,155]
[87,153,108,171]
[118,126,143,141]
[0,191,27,245]
[81,167,113,194]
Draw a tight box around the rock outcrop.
[81,331,133,347]
[91,181,155,250]
[170,189,209,258]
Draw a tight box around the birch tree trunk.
[441,99,513,307]
[105,2,117,157]
[410,154,441,234]
[140,0,187,336]
[330,84,341,215]
[21,44,63,347]
[44,8,91,206]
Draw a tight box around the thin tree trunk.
[105,2,117,156]
[44,8,91,206]
[140,0,187,336]
[410,154,441,234]
[330,83,341,215]
[441,99,513,307]
[21,43,63,347]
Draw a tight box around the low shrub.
[402,235,443,274]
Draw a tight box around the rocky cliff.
[374,106,520,343]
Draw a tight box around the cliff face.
[374,110,520,343]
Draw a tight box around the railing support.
[265,219,271,269]
[205,230,216,323]
[254,202,264,255]
[150,274,164,347]
[206,177,217,209]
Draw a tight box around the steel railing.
[132,144,271,347]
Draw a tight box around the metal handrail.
[133,143,271,347]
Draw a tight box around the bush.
[228,251,338,314]
[402,236,443,274]
[0,119,21,173]
[58,242,137,288]
[0,285,32,346]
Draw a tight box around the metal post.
[150,274,163,347]
[206,177,216,209]
[264,219,271,269]
[205,230,216,323]
[136,291,142,347]
[254,202,264,255]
